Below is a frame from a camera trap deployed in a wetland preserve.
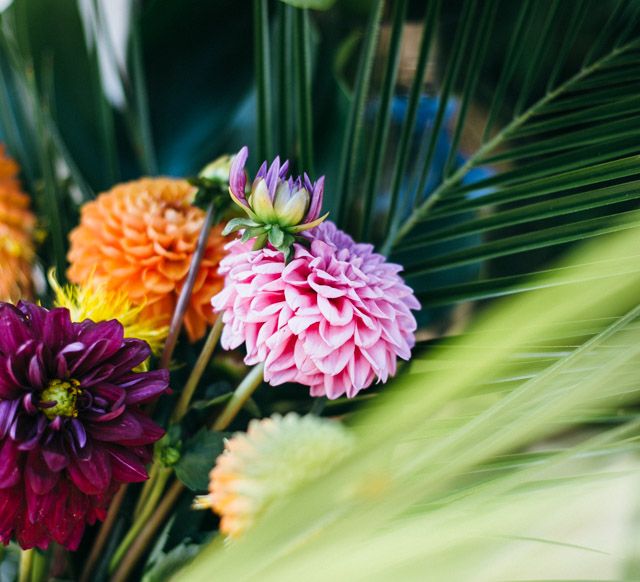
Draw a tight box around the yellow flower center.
[40,379,82,419]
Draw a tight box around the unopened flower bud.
[199,154,234,186]
[273,182,310,226]
[223,146,329,258]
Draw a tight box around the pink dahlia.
[0,301,168,550]
[212,221,419,399]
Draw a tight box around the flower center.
[40,379,82,419]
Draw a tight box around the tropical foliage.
[0,0,639,580]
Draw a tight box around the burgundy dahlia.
[0,301,168,550]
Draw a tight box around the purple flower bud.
[227,147,328,236]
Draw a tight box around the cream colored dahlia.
[195,413,353,538]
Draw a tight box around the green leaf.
[366,2,640,305]
[173,225,640,582]
[191,392,233,411]
[278,0,337,10]
[267,224,285,247]
[254,0,273,161]
[335,0,383,226]
[143,541,202,582]
[360,0,407,240]
[222,217,260,236]
[241,226,268,243]
[174,429,225,492]
[292,7,314,174]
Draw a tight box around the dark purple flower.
[0,301,168,550]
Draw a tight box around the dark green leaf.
[174,429,226,492]
[143,541,202,582]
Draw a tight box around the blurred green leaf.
[278,0,337,11]
[174,220,640,582]
[174,429,225,492]
[143,541,202,582]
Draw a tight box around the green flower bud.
[199,154,234,185]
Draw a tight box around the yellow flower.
[194,413,353,538]
[49,270,168,355]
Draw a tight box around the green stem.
[109,468,172,573]
[79,485,128,582]
[134,461,160,519]
[212,363,265,431]
[29,550,47,582]
[110,364,266,580]
[171,317,224,424]
[160,198,215,369]
[111,479,185,582]
[19,550,33,582]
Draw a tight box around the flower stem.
[29,550,48,582]
[79,485,128,582]
[109,468,172,574]
[170,316,224,424]
[18,549,47,582]
[110,364,266,580]
[110,479,184,582]
[212,363,265,430]
[134,461,160,519]
[18,550,32,582]
[160,200,215,369]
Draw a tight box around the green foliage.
[0,544,19,582]
[173,220,640,581]
[278,0,337,11]
[0,0,639,577]
[174,429,226,492]
[143,540,203,582]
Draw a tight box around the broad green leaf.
[174,216,640,582]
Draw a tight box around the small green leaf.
[174,429,226,492]
[278,0,337,10]
[268,224,285,247]
[241,226,268,242]
[222,217,260,236]
[192,392,233,410]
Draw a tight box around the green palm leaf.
[328,0,640,307]
[173,219,640,582]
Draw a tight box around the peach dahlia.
[67,178,227,342]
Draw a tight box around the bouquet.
[0,0,639,580]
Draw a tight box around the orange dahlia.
[67,178,227,342]
[0,145,35,302]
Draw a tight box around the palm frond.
[323,0,640,307]
[173,222,640,582]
